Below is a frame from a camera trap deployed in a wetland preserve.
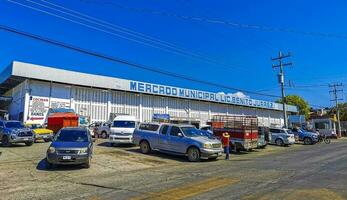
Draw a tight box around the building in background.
[0,61,298,127]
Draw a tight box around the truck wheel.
[43,139,50,143]
[25,141,34,146]
[303,137,312,145]
[187,147,200,162]
[101,131,107,139]
[140,140,151,154]
[275,139,284,146]
[1,136,11,147]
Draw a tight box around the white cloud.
[232,92,249,98]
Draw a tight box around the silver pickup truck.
[133,123,223,162]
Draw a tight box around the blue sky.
[1,0,347,107]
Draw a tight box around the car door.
[158,125,170,150]
[269,128,279,144]
[168,126,186,153]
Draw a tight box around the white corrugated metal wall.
[24,80,284,126]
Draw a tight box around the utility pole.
[329,83,344,138]
[272,51,292,128]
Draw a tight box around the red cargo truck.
[47,112,79,134]
[211,115,258,152]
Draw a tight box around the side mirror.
[177,133,184,137]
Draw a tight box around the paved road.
[1,139,347,200]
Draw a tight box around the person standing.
[221,132,230,160]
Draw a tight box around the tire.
[25,141,34,146]
[303,137,313,145]
[233,144,241,153]
[275,139,284,146]
[84,157,91,169]
[324,138,331,144]
[1,136,11,147]
[187,147,200,162]
[101,131,107,139]
[140,140,151,154]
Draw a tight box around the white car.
[109,115,138,146]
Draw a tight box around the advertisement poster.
[28,96,49,122]
[28,96,71,124]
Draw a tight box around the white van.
[109,115,138,146]
[311,118,337,138]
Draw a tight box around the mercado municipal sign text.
[129,81,276,110]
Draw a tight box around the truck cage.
[211,115,258,131]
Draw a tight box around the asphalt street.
[1,139,347,200]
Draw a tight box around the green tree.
[276,95,310,120]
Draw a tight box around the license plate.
[62,156,71,160]
[23,138,29,141]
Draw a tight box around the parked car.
[133,123,223,162]
[46,127,93,168]
[268,128,295,146]
[291,127,319,145]
[96,122,111,139]
[25,121,53,142]
[0,120,34,146]
[257,127,268,149]
[109,115,138,146]
[87,122,102,138]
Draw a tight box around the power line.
[8,0,251,73]
[0,24,281,98]
[86,1,347,40]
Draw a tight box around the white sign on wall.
[28,96,71,124]
[28,96,49,122]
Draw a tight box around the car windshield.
[28,124,43,129]
[199,130,215,139]
[113,121,136,128]
[55,130,89,142]
[5,121,24,128]
[181,127,202,137]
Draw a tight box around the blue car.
[291,127,319,145]
[46,127,93,168]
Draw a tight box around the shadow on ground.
[126,148,220,163]
[36,158,88,171]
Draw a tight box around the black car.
[46,127,93,168]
